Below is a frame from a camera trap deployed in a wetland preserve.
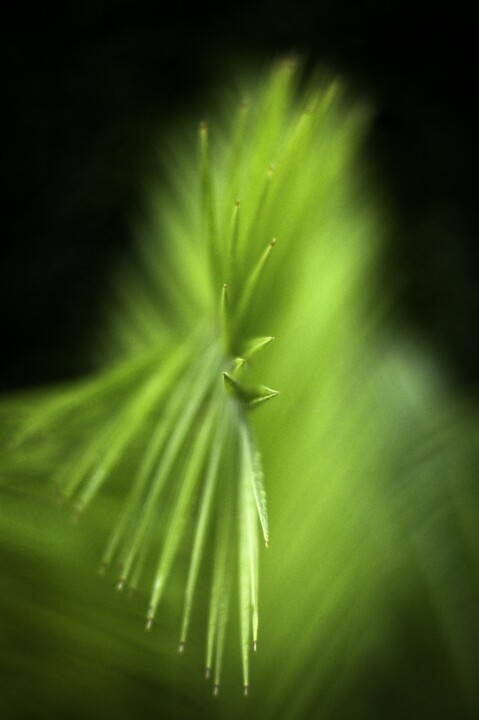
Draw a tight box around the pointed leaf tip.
[233,357,246,371]
[223,372,279,410]
[247,386,279,411]
[242,336,275,361]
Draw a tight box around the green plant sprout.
[2,58,479,718]
[5,59,333,695]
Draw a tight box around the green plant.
[2,58,479,719]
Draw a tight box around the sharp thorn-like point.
[178,641,185,654]
[247,388,280,410]
[242,335,275,361]
[270,237,276,246]
[264,388,279,398]
[243,685,249,697]
[116,579,125,592]
[223,371,236,392]
[253,641,257,652]
[213,684,220,697]
[205,667,211,680]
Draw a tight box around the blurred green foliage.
[1,60,479,719]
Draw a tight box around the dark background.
[3,1,477,393]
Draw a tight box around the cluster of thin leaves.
[3,60,347,694]
[2,58,479,718]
